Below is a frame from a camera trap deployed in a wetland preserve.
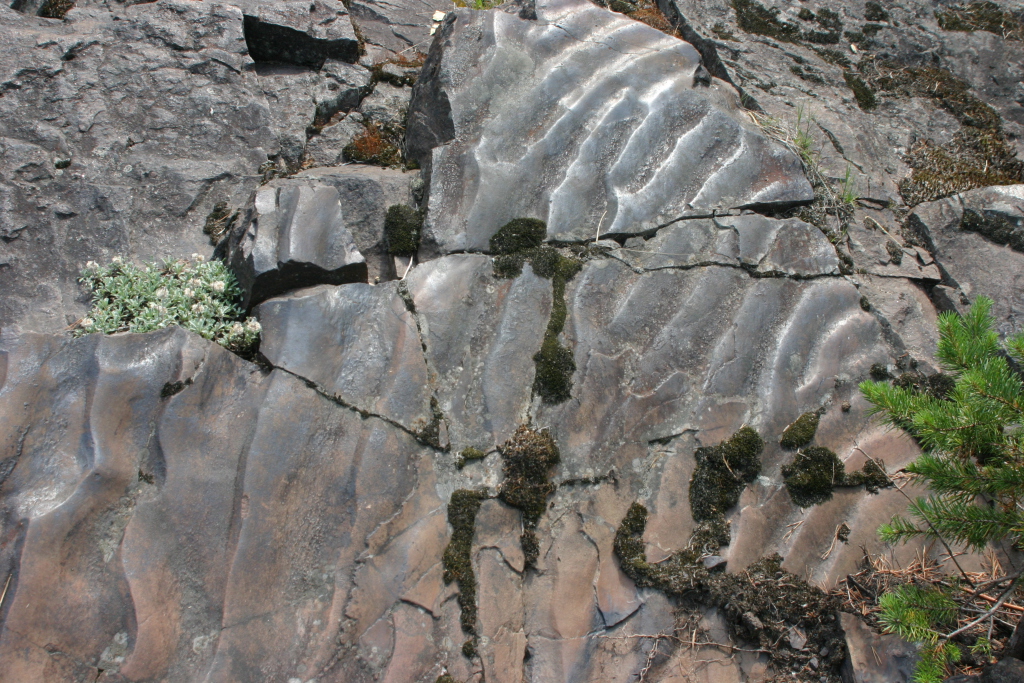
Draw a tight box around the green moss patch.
[498,426,561,569]
[936,1,1023,40]
[612,506,847,676]
[442,488,487,655]
[960,207,1024,252]
[779,411,820,449]
[701,555,847,673]
[783,446,892,506]
[384,204,423,255]
[343,121,404,167]
[38,0,74,18]
[490,218,547,254]
[456,446,487,469]
[731,0,802,42]
[893,371,956,400]
[859,60,1024,205]
[731,0,841,44]
[864,1,889,22]
[842,457,892,493]
[202,201,239,246]
[689,426,764,523]
[489,221,583,404]
[782,446,845,507]
[843,72,877,111]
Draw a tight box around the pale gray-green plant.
[75,255,260,355]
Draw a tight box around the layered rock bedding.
[1,0,1023,681]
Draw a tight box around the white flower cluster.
[76,256,260,355]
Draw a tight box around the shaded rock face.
[406,0,814,253]
[229,180,367,308]
[0,1,276,333]
[2,0,1024,682]
[908,185,1024,335]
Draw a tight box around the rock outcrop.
[2,0,1024,681]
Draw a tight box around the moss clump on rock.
[532,252,582,404]
[782,446,845,507]
[441,488,487,653]
[893,370,956,400]
[730,0,802,42]
[343,121,403,167]
[732,0,841,44]
[960,208,1024,252]
[936,1,1023,40]
[490,218,547,255]
[612,502,712,593]
[843,457,892,493]
[779,411,820,449]
[455,446,487,469]
[701,555,847,674]
[612,507,847,676]
[384,204,423,255]
[689,426,764,523]
[489,220,583,404]
[498,426,560,569]
[864,1,889,22]
[843,71,877,111]
[859,60,1024,204]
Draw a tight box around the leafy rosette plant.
[75,255,260,356]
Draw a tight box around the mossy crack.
[497,426,561,570]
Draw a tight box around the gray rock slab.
[293,163,419,282]
[358,81,413,129]
[839,612,917,683]
[256,282,433,431]
[255,60,371,168]
[230,181,367,308]
[653,0,1024,206]
[616,214,839,276]
[0,1,278,334]
[908,185,1024,334]
[0,327,443,682]
[406,0,813,254]
[405,254,552,451]
[347,0,451,59]
[306,112,367,167]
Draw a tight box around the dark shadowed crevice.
[243,16,359,70]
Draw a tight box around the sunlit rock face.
[406,0,814,254]
[2,0,1023,680]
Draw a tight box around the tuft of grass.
[74,256,260,357]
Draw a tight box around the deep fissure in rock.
[242,16,359,70]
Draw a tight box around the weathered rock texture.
[406,0,814,253]
[2,0,1024,681]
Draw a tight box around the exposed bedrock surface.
[0,213,931,682]
[406,0,815,253]
[2,0,1024,681]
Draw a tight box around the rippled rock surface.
[2,0,1023,680]
[406,0,814,253]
